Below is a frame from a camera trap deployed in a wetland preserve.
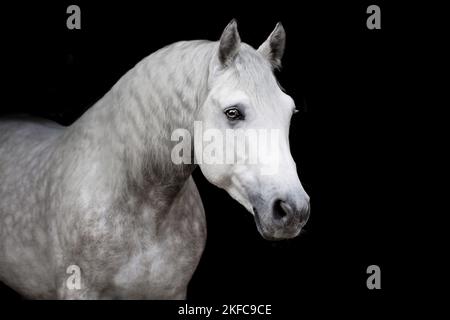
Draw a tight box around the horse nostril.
[273,199,291,220]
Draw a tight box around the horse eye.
[224,107,244,120]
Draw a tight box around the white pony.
[0,20,310,299]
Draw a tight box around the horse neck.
[66,40,213,200]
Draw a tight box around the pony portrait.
[0,20,310,299]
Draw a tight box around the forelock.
[231,43,281,94]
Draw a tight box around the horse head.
[196,20,310,240]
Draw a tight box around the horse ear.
[218,19,241,66]
[257,22,286,70]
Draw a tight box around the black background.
[0,0,422,317]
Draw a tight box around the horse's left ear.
[218,19,241,67]
[257,22,286,70]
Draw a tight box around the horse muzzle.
[253,195,310,240]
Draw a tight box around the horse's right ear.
[218,19,241,67]
[257,22,286,70]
